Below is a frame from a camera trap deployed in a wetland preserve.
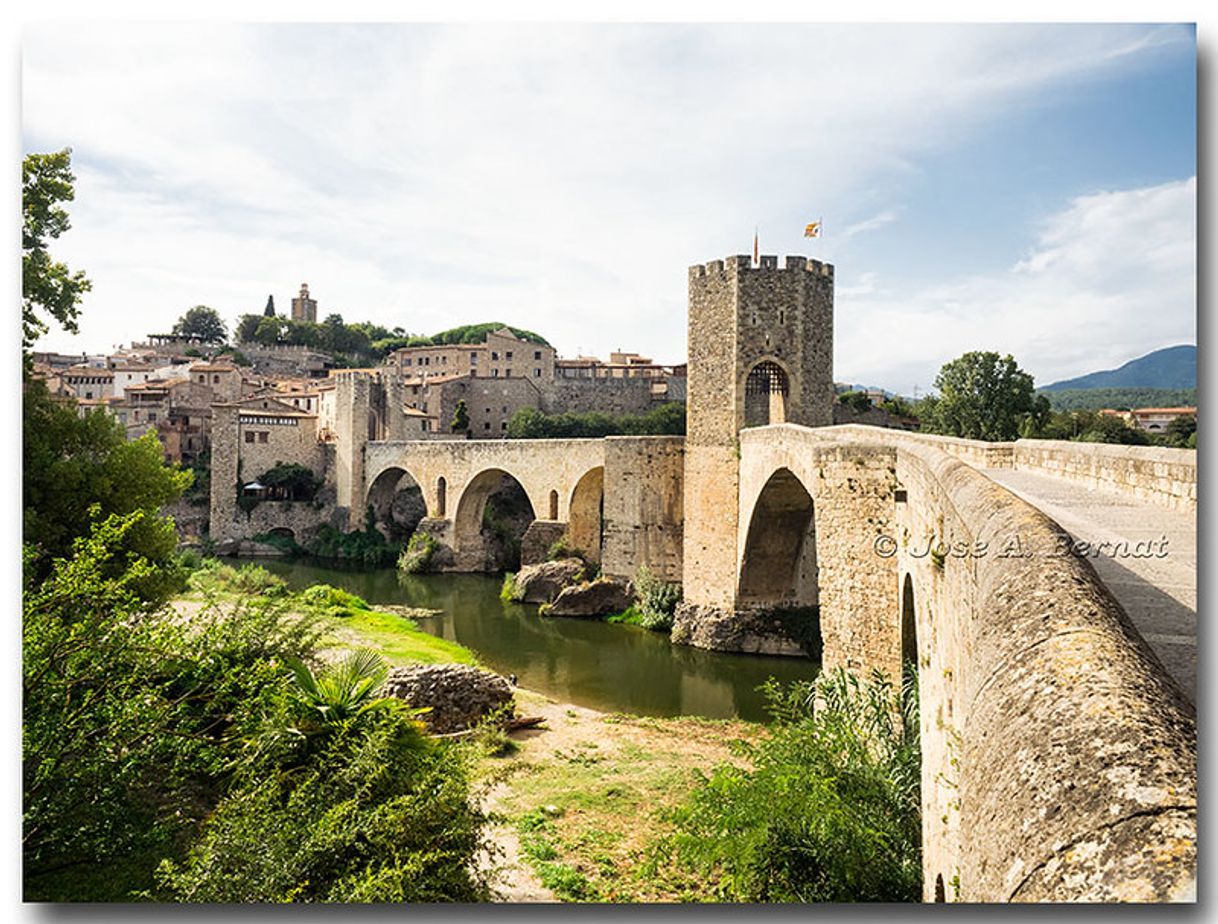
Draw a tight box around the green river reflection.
[256,560,819,723]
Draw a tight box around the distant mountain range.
[1041,345,1196,392]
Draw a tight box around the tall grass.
[656,666,921,902]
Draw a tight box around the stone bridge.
[208,252,1195,902]
[687,423,1195,903]
[357,436,684,577]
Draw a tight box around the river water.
[256,559,819,723]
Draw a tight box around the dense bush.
[156,658,491,902]
[303,525,400,567]
[399,532,439,574]
[657,668,921,902]
[507,402,685,439]
[23,515,322,899]
[632,565,682,631]
[25,515,491,902]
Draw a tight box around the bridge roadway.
[979,466,1196,702]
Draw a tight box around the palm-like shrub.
[286,649,391,725]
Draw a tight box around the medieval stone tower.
[682,253,835,611]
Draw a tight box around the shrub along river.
[256,559,819,723]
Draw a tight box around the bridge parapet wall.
[1011,439,1196,511]
[817,425,1195,511]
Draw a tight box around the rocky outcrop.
[670,602,817,657]
[514,558,586,604]
[546,577,633,617]
[380,664,514,734]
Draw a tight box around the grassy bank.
[181,559,475,667]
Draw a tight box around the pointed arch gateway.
[737,467,820,652]
[744,359,790,427]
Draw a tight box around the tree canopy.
[921,351,1044,441]
[23,379,192,601]
[23,149,91,357]
[171,305,228,343]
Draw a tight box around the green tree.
[837,391,873,414]
[1077,414,1151,445]
[451,399,470,433]
[23,149,92,357]
[23,380,192,600]
[171,305,227,343]
[1165,413,1196,448]
[925,351,1038,441]
[264,294,276,317]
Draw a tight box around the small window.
[198,374,205,383]
[502,406,508,413]
[506,351,513,360]
[213,374,220,384]
[470,353,478,364]
[492,369,499,377]
[258,431,268,443]
[484,422,491,430]
[148,412,157,422]
[501,421,507,431]
[405,358,412,366]
[534,350,542,360]
[245,431,255,443]
[491,351,499,360]
[534,368,541,378]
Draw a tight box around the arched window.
[437,477,447,517]
[549,490,559,520]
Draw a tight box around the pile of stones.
[380,663,514,734]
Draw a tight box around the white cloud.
[835,177,1196,393]
[841,211,900,239]
[22,23,1193,368]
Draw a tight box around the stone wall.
[601,436,684,582]
[1011,439,1196,511]
[545,376,657,416]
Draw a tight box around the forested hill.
[1041,345,1196,391]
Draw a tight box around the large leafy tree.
[23,149,92,357]
[171,305,227,343]
[924,351,1039,441]
[23,379,192,600]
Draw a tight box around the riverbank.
[170,566,762,902]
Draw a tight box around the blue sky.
[22,22,1196,395]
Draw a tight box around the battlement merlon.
[688,255,834,279]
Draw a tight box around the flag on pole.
[804,220,822,238]
[753,227,759,265]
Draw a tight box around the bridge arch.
[453,467,538,570]
[737,466,819,611]
[567,466,605,564]
[366,465,427,540]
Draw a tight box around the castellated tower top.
[686,252,835,448]
[688,254,834,279]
